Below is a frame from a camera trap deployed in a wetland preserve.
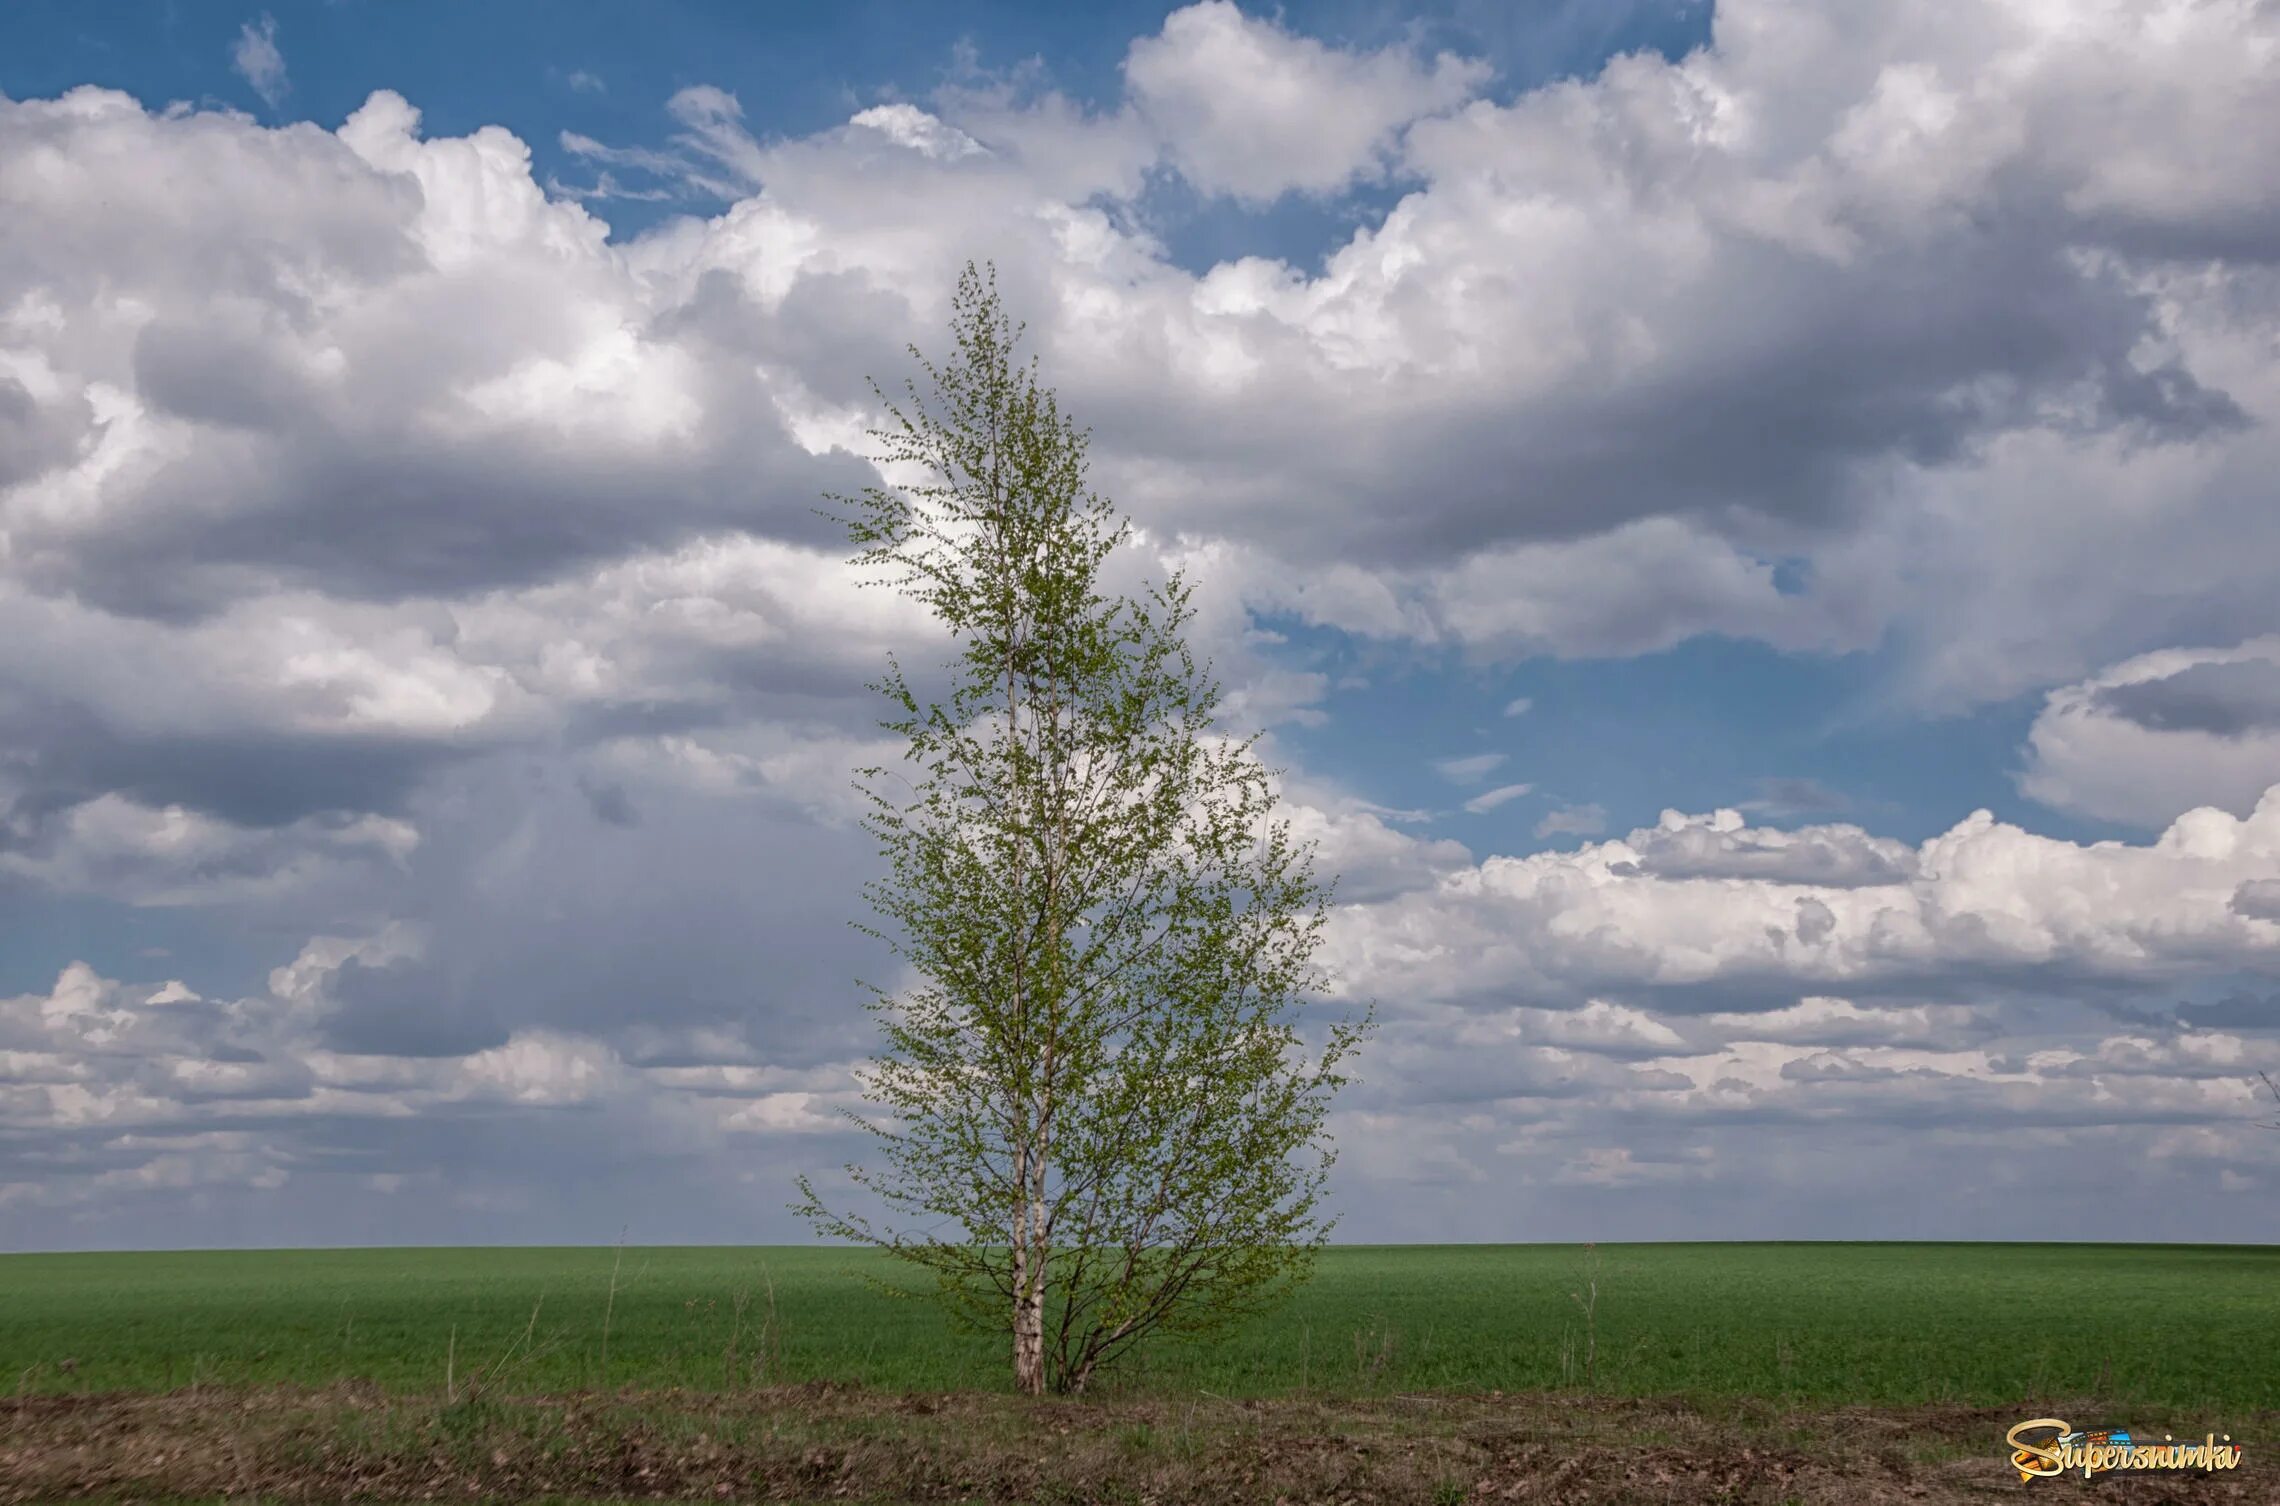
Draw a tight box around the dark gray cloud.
[1780,1052,1904,1084]
[47,398,868,621]
[1610,819,1915,887]
[579,778,640,828]
[30,722,457,831]
[320,956,510,1058]
[311,755,888,1064]
[1739,777,1853,818]
[2094,658,2280,738]
[2178,990,2280,1031]
[2236,881,2280,922]
[0,376,92,490]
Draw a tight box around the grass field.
[4,1241,2272,1411]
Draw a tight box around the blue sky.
[5,0,1715,251]
[2,0,2278,1249]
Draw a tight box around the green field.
[2,1242,2272,1410]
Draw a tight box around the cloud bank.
[2,0,2278,1246]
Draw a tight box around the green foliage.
[792,262,1369,1392]
[4,1243,2274,1410]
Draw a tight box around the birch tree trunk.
[1013,1183,1045,1392]
[1012,1138,1044,1393]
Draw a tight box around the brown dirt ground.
[1,1383,2267,1505]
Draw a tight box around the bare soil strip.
[3,1383,2267,1504]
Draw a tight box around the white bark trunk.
[1013,1136,1046,1394]
[1013,1259,1045,1393]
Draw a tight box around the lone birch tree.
[794,263,1370,1396]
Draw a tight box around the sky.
[1,0,2278,1251]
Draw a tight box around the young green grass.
[2,1241,2270,1410]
